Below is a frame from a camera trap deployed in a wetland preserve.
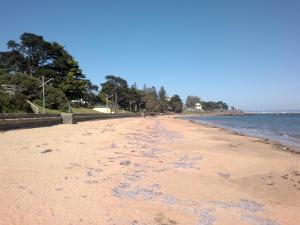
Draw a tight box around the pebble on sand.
[120,160,131,166]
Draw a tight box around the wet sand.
[0,116,299,225]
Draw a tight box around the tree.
[0,70,69,111]
[158,86,168,113]
[34,86,68,110]
[216,101,228,110]
[201,100,228,111]
[128,84,142,112]
[0,33,89,101]
[59,59,87,101]
[0,91,32,113]
[169,95,183,113]
[143,86,160,112]
[185,95,201,109]
[0,71,40,100]
[0,50,26,73]
[2,33,52,76]
[99,75,129,111]
[82,80,99,106]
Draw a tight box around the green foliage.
[99,75,130,110]
[0,71,40,100]
[0,33,90,101]
[143,86,160,112]
[45,86,68,110]
[128,84,143,112]
[201,101,228,111]
[185,95,201,108]
[0,70,68,112]
[0,32,228,114]
[98,91,109,105]
[0,91,9,112]
[59,65,87,100]
[169,95,183,113]
[2,33,52,76]
[82,79,99,106]
[0,50,26,73]
[158,86,168,113]
[185,94,229,112]
[0,91,32,113]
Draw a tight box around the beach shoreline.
[177,113,300,154]
[0,116,299,225]
[179,115,300,155]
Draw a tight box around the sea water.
[185,114,300,149]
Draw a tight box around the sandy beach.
[0,116,299,225]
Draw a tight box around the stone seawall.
[0,113,140,131]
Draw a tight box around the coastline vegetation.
[0,33,227,114]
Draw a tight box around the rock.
[120,160,131,166]
[41,149,52,154]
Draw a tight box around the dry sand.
[0,116,299,225]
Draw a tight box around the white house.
[185,102,203,111]
[195,102,203,111]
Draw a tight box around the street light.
[105,94,113,114]
[129,100,135,112]
[39,76,54,114]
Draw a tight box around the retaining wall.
[0,113,140,131]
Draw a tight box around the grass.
[31,101,134,115]
[35,104,62,114]
[71,107,103,114]
[34,104,102,114]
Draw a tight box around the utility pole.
[105,95,113,114]
[106,94,108,109]
[129,100,135,112]
[68,101,71,113]
[114,93,118,114]
[129,100,132,112]
[39,76,54,114]
[42,76,45,114]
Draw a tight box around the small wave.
[289,134,300,139]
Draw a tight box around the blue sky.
[1,0,299,111]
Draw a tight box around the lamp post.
[105,94,113,114]
[39,76,54,114]
[129,100,135,112]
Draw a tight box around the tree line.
[98,75,184,113]
[185,95,228,111]
[0,33,228,114]
[0,33,183,113]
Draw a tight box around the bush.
[0,71,40,100]
[0,91,9,112]
[169,95,183,113]
[33,86,68,111]
[1,71,69,112]
[0,91,32,113]
[45,86,68,111]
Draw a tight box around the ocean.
[184,113,300,149]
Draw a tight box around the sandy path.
[0,116,299,225]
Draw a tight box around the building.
[195,102,203,111]
[185,102,203,111]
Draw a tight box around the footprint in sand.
[154,213,178,225]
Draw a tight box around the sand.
[0,116,299,225]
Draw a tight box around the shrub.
[0,91,32,113]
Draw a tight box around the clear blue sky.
[1,0,299,111]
